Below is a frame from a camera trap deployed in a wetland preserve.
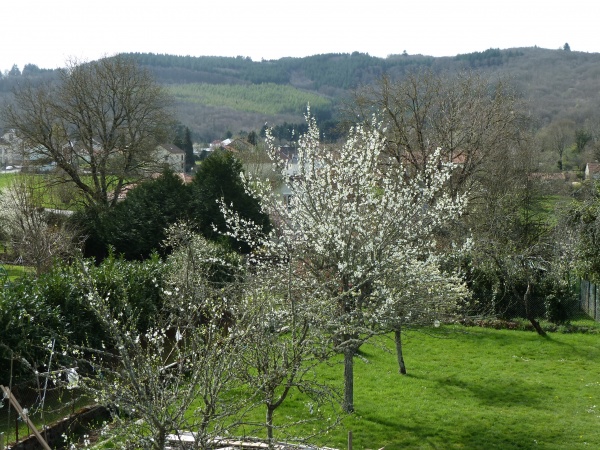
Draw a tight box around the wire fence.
[0,377,88,447]
[462,280,600,325]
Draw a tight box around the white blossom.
[218,111,468,411]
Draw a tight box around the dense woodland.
[2,46,600,166]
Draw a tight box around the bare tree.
[542,119,575,171]
[467,137,551,335]
[346,70,528,197]
[2,56,173,207]
[0,175,81,274]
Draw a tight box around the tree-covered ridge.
[166,82,332,116]
[123,53,290,84]
[454,48,525,68]
[120,51,438,90]
[4,47,600,144]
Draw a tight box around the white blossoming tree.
[221,111,467,413]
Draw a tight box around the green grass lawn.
[0,263,34,281]
[9,325,599,449]
[0,172,17,189]
[236,325,600,450]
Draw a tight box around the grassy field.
[167,83,332,115]
[0,172,73,209]
[0,172,17,189]
[0,263,33,281]
[0,172,131,210]
[235,325,600,450]
[4,324,600,449]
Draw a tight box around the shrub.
[0,274,65,383]
[0,255,165,385]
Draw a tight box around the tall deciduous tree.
[347,70,527,198]
[466,138,551,334]
[2,55,173,207]
[221,112,466,413]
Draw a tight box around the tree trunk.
[266,405,275,446]
[155,428,166,450]
[394,329,407,374]
[343,348,354,413]
[524,282,546,337]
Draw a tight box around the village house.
[585,162,600,180]
[0,129,26,167]
[209,138,233,150]
[155,143,186,173]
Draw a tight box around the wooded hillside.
[1,47,599,149]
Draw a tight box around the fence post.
[0,432,4,450]
[591,282,595,319]
[592,280,596,320]
[592,280,595,320]
[584,279,589,313]
[594,280,598,322]
[588,280,591,315]
[580,280,584,314]
[0,386,51,450]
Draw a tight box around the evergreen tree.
[190,149,270,252]
[247,130,258,146]
[8,64,21,76]
[74,169,191,261]
[183,127,194,172]
[174,124,195,172]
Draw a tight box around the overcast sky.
[2,0,598,73]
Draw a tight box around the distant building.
[225,138,254,153]
[156,143,185,173]
[585,162,600,180]
[209,139,233,150]
[0,129,26,167]
[0,134,12,167]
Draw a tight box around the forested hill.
[123,51,437,90]
[2,47,600,143]
[124,48,600,142]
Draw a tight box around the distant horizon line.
[2,44,593,73]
